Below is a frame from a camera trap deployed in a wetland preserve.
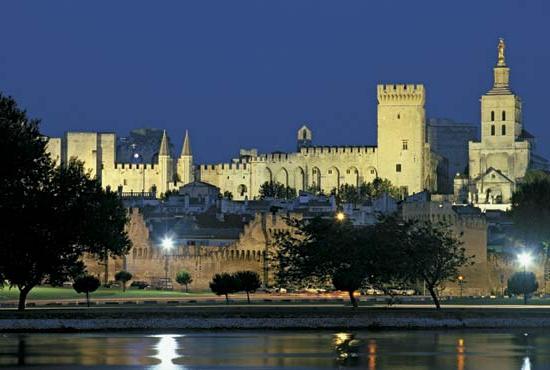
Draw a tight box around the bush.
[507,271,538,304]
[114,270,133,292]
[176,270,193,292]
[73,275,100,307]
[130,280,149,289]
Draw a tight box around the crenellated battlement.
[377,84,425,105]
[114,163,157,170]
[299,145,377,155]
[198,162,249,172]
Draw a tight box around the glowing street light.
[457,275,465,298]
[162,237,174,251]
[162,236,174,289]
[517,252,532,272]
[336,212,346,222]
[517,251,533,305]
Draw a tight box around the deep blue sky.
[1,1,549,163]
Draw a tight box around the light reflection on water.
[150,335,185,370]
[0,330,547,369]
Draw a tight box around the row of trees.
[273,215,473,308]
[0,93,132,310]
[258,177,400,202]
[209,271,262,303]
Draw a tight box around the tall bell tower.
[480,38,523,149]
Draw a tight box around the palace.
[46,40,547,204]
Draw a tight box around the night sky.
[1,1,549,163]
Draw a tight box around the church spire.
[159,129,170,156]
[181,130,192,156]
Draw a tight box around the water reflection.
[367,339,377,370]
[521,356,531,370]
[17,336,27,366]
[150,335,184,370]
[0,331,549,369]
[456,338,465,370]
[332,332,362,367]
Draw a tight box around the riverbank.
[2,306,550,331]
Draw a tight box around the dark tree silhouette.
[234,271,261,303]
[397,220,474,309]
[0,93,131,310]
[209,273,240,304]
[73,275,101,307]
[508,271,538,304]
[511,171,550,289]
[114,270,133,292]
[273,216,376,307]
[331,268,364,308]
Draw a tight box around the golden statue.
[497,38,506,66]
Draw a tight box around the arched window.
[491,125,495,136]
[502,110,506,121]
[501,124,506,135]
[491,111,495,121]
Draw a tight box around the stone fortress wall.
[87,209,297,290]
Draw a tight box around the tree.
[114,270,133,292]
[234,271,261,303]
[259,181,296,200]
[82,188,132,286]
[273,216,376,307]
[511,171,550,291]
[397,220,474,309]
[360,178,401,199]
[209,273,240,304]
[73,275,101,307]
[331,268,364,308]
[176,270,193,292]
[508,271,538,304]
[0,94,132,310]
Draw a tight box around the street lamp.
[517,252,532,305]
[133,152,146,196]
[162,236,173,290]
[457,275,465,298]
[517,252,532,272]
[336,211,346,222]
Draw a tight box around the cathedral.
[46,40,547,204]
[454,39,548,206]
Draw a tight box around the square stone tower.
[377,84,426,196]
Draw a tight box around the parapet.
[377,84,425,105]
[299,146,377,155]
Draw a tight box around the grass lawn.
[0,286,212,301]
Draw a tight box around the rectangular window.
[123,179,127,186]
[501,124,506,135]
[402,140,408,150]
[396,164,402,172]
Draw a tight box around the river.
[0,330,548,369]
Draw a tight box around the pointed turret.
[159,129,170,156]
[177,129,194,186]
[181,130,192,157]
